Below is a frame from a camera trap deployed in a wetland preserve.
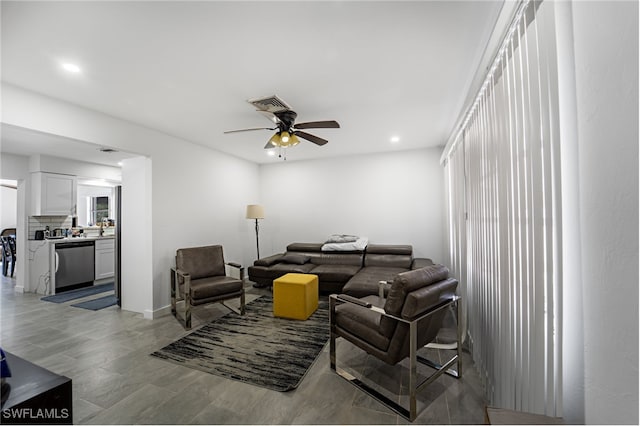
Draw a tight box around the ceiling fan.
[224,95,340,153]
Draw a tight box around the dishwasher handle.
[56,241,95,249]
[55,251,59,273]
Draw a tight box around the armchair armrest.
[330,293,460,324]
[330,293,384,315]
[174,268,191,279]
[225,262,245,280]
[337,294,372,308]
[378,280,391,300]
[411,258,434,270]
[174,268,192,300]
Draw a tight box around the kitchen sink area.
[25,172,121,296]
[28,235,116,295]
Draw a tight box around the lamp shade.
[289,133,300,146]
[246,204,265,219]
[269,133,281,146]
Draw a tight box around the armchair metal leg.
[219,290,246,316]
[330,296,337,371]
[170,268,177,317]
[185,292,192,329]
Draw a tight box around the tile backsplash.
[28,216,73,239]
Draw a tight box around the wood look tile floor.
[0,273,487,424]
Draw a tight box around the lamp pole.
[254,218,260,259]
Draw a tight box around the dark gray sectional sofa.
[247,242,434,297]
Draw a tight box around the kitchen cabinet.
[31,172,77,216]
[95,238,115,280]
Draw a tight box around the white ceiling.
[1,123,142,168]
[1,1,503,165]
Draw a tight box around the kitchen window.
[90,196,110,226]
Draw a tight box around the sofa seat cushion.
[270,262,317,275]
[335,295,389,351]
[342,266,408,298]
[181,276,243,302]
[309,264,361,284]
[247,265,274,279]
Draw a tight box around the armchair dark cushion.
[330,264,461,421]
[176,245,226,279]
[172,244,245,329]
[334,264,458,365]
[186,276,244,305]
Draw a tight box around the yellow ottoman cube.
[273,273,319,320]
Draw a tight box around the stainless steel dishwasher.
[55,240,95,293]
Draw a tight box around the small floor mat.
[71,294,118,311]
[41,282,114,303]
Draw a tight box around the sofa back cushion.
[364,244,413,269]
[176,245,225,280]
[287,243,323,252]
[287,242,363,266]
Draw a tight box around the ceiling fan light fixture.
[289,133,300,146]
[269,133,281,146]
[280,131,290,144]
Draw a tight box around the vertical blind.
[443,0,562,416]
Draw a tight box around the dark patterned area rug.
[150,295,329,392]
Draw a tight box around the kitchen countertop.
[39,235,115,243]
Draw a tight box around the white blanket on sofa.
[321,236,368,251]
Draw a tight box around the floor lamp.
[246,204,264,259]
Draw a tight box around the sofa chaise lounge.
[247,242,434,296]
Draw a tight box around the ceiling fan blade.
[264,141,275,149]
[223,127,275,134]
[294,120,340,130]
[295,131,328,146]
[257,110,279,124]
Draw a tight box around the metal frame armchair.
[171,245,245,329]
[329,264,461,421]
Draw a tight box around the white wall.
[121,156,153,316]
[1,153,29,180]
[1,153,29,292]
[259,148,445,261]
[150,139,260,313]
[1,184,17,231]
[28,154,122,181]
[569,1,639,424]
[2,83,260,316]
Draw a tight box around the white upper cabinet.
[31,172,77,216]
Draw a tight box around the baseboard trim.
[145,304,171,319]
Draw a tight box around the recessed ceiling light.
[117,161,123,167]
[390,136,400,143]
[266,150,276,157]
[61,63,82,73]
